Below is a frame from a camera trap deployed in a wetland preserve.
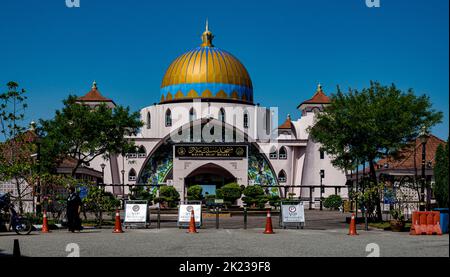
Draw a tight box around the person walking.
[67,186,82,232]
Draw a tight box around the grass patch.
[369,222,391,229]
[369,221,412,231]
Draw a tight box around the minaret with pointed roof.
[77,81,116,108]
[297,84,331,115]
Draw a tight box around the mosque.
[81,24,348,206]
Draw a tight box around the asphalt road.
[1,227,448,257]
[1,211,448,257]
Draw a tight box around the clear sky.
[0,0,448,139]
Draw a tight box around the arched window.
[320,150,325,160]
[278,170,287,183]
[269,146,277,159]
[243,112,249,128]
[146,112,151,129]
[128,169,137,181]
[138,145,146,158]
[218,108,225,123]
[279,146,287,160]
[189,108,196,122]
[165,109,172,127]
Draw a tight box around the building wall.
[93,100,349,202]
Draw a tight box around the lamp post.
[418,126,429,211]
[121,169,125,199]
[35,138,42,215]
[320,170,325,211]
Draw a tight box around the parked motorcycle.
[0,192,33,235]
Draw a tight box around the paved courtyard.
[0,211,448,257]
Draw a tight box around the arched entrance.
[185,163,236,197]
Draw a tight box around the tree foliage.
[242,185,268,208]
[215,183,242,204]
[433,141,449,208]
[82,183,121,226]
[154,186,180,208]
[323,194,343,210]
[0,82,36,213]
[308,81,443,220]
[129,186,155,203]
[309,81,442,171]
[37,95,143,176]
[187,185,203,201]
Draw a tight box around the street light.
[35,137,42,215]
[418,126,430,211]
[121,169,125,198]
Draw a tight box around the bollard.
[216,207,219,229]
[157,203,161,229]
[365,208,369,231]
[13,239,21,257]
[244,207,247,230]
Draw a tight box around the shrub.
[268,195,281,208]
[187,185,203,201]
[323,194,343,210]
[390,209,405,222]
[217,183,242,204]
[82,185,121,226]
[129,186,155,204]
[154,186,180,208]
[242,185,267,208]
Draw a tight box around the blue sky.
[0,0,448,139]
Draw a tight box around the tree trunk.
[71,163,81,178]
[369,160,382,222]
[15,179,24,214]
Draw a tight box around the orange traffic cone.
[113,209,124,233]
[263,209,275,234]
[348,213,358,236]
[41,210,50,233]
[187,209,198,233]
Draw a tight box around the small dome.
[160,23,253,104]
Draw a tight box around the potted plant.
[389,209,405,232]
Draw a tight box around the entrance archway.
[185,163,236,197]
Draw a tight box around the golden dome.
[160,22,253,103]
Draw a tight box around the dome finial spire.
[92,80,97,89]
[201,19,214,47]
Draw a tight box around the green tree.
[81,183,121,227]
[0,82,35,213]
[187,185,203,201]
[155,186,180,208]
[308,81,443,220]
[433,141,448,208]
[37,95,143,176]
[217,183,242,204]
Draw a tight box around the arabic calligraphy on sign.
[175,145,247,159]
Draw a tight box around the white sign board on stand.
[178,204,202,227]
[281,202,305,229]
[124,200,149,227]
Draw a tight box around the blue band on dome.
[161,83,253,101]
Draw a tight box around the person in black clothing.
[67,187,82,232]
